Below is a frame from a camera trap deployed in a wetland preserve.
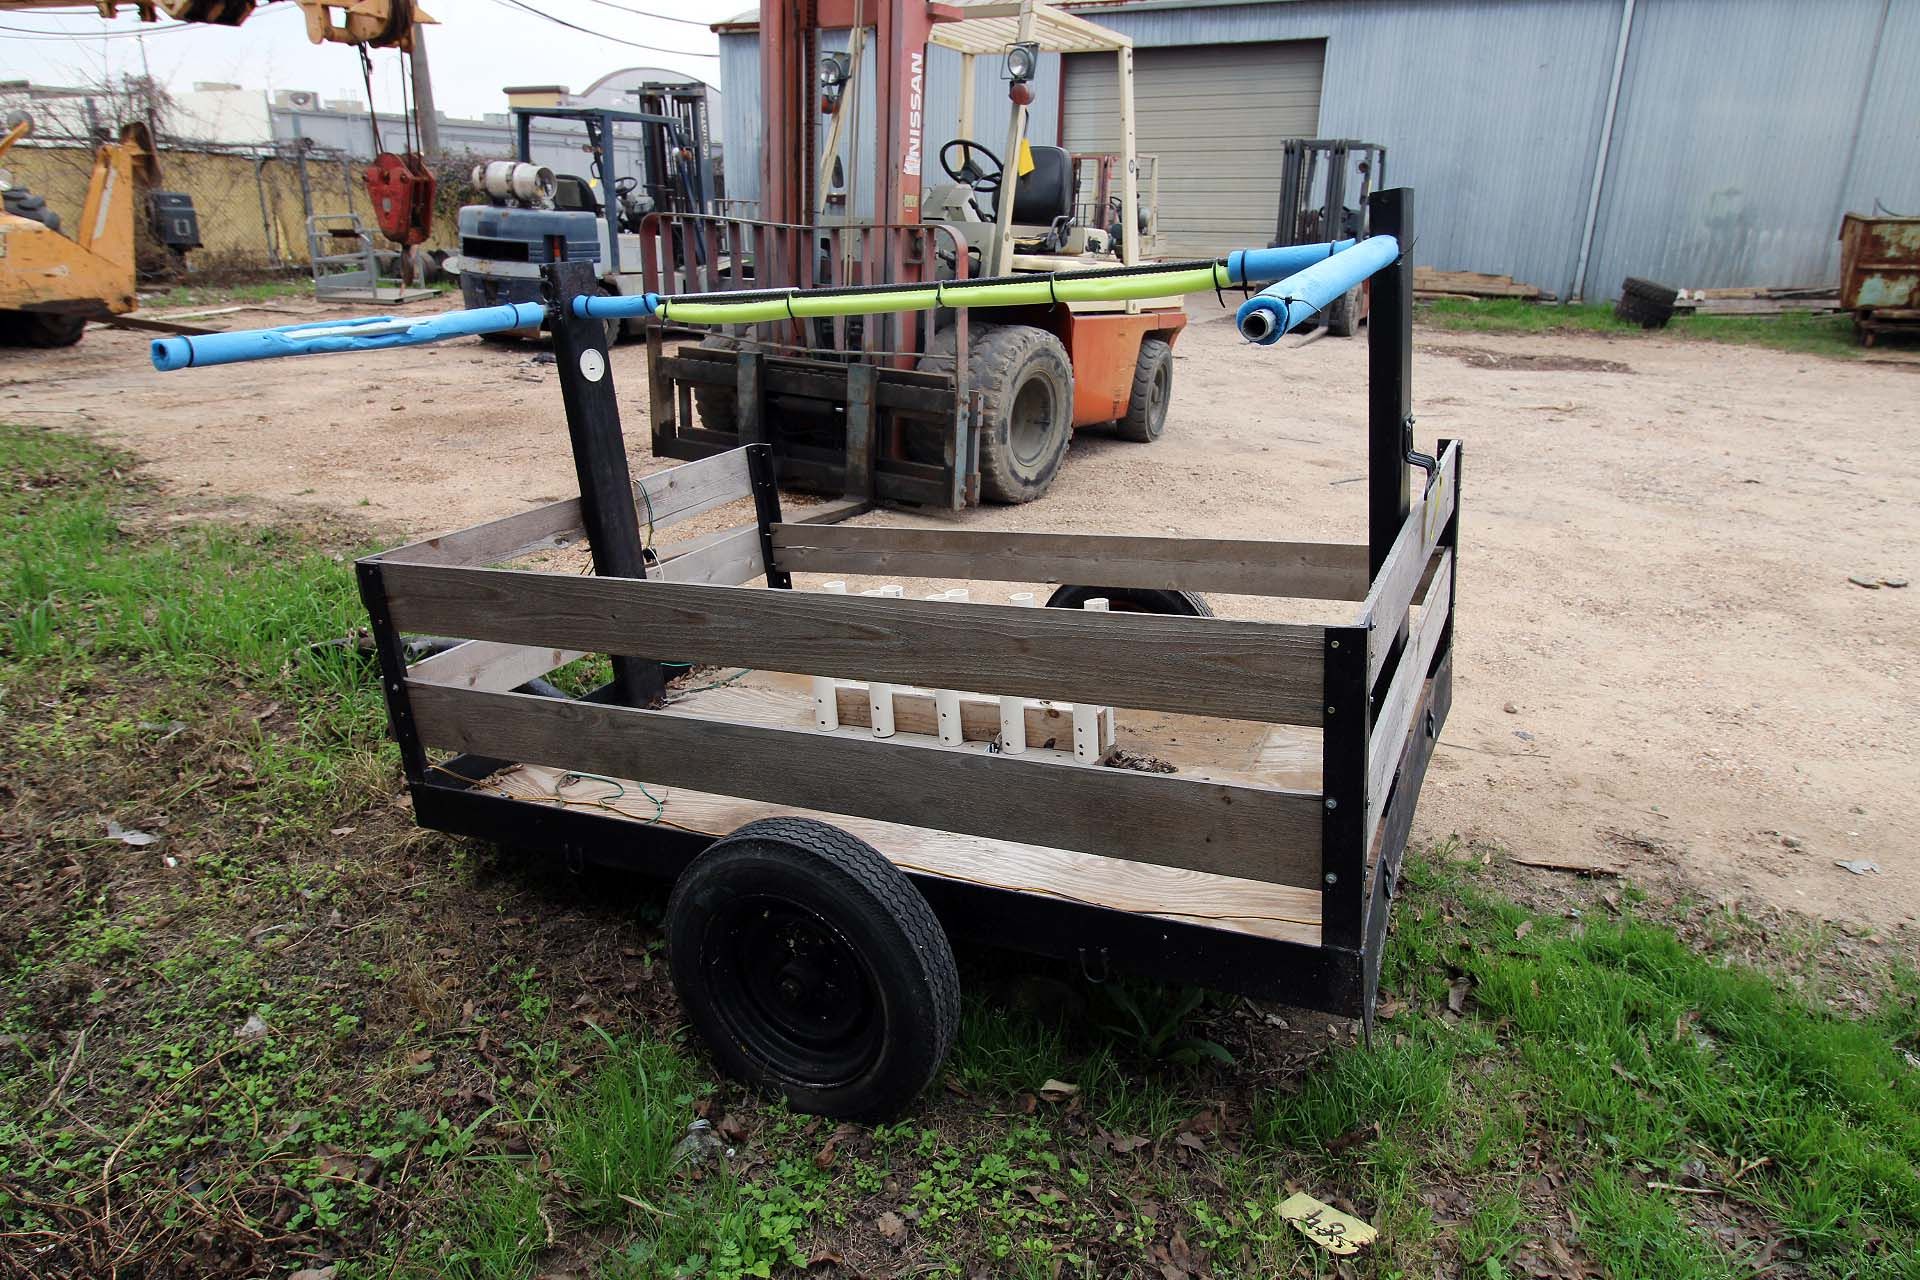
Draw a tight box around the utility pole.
[408,22,440,155]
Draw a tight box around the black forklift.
[1272,139,1386,337]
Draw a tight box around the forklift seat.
[552,174,600,215]
[1006,145,1074,228]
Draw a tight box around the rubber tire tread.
[1115,337,1173,442]
[1044,584,1213,617]
[1324,284,1362,338]
[1614,276,1678,329]
[690,332,740,433]
[970,324,1073,503]
[667,816,959,1121]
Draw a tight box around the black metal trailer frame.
[355,189,1456,1114]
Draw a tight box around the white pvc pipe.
[860,585,902,737]
[1000,591,1037,754]
[1072,598,1109,763]
[813,581,847,731]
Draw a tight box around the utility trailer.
[339,191,1457,1119]
[150,192,1453,1120]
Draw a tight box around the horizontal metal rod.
[1236,236,1402,345]
[149,240,1358,372]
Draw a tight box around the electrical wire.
[0,5,298,39]
[572,0,713,29]
[481,0,718,57]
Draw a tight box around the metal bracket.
[1403,414,1438,485]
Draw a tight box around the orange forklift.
[638,0,1184,508]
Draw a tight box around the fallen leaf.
[806,1249,844,1268]
[289,1269,337,1280]
[1110,1134,1151,1154]
[1174,1132,1207,1153]
[1514,920,1535,941]
[1447,977,1471,1015]
[1326,1121,1380,1153]
[236,1012,269,1042]
[1278,1191,1377,1256]
[875,1210,907,1243]
[330,826,357,837]
[106,819,158,848]
[1037,1078,1078,1103]
[814,1134,841,1170]
[1835,859,1881,876]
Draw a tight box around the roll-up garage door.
[1062,41,1325,256]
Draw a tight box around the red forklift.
[638,0,1185,508]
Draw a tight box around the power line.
[0,5,297,40]
[573,0,713,29]
[482,0,719,57]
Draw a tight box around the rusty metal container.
[1838,214,1920,344]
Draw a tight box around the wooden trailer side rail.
[1356,441,1459,682]
[406,682,1324,889]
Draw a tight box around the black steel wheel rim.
[701,894,884,1086]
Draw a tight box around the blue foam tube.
[1235,236,1400,345]
[148,302,548,371]
[1224,240,1356,287]
[574,291,663,321]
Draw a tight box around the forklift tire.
[689,333,739,432]
[1325,284,1363,338]
[970,324,1074,503]
[1115,337,1173,443]
[667,817,959,1121]
[0,310,86,348]
[1045,584,1213,617]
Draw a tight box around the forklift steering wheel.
[940,139,1004,195]
[614,176,639,196]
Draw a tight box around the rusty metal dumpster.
[1838,213,1920,346]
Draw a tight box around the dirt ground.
[5,296,1916,931]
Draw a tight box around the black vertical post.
[746,443,792,590]
[1366,187,1414,703]
[547,259,665,708]
[356,559,427,786]
[1320,624,1371,954]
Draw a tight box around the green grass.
[1,419,1916,1278]
[1419,297,1864,357]
[140,278,313,310]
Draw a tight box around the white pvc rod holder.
[860,585,903,737]
[1000,591,1037,754]
[1072,598,1109,763]
[812,581,847,731]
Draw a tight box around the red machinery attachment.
[364,152,437,279]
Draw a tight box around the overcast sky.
[0,0,726,120]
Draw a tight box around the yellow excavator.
[0,0,428,346]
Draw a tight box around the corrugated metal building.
[716,0,1920,298]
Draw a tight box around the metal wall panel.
[1062,41,1324,255]
[1061,0,1622,294]
[1586,0,1896,294]
[717,28,1059,217]
[720,0,1912,293]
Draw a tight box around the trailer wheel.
[972,324,1073,503]
[1045,584,1213,617]
[667,817,959,1121]
[1115,337,1173,442]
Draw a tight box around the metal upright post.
[1366,187,1414,699]
[547,259,665,708]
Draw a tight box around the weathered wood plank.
[378,498,585,568]
[771,526,1372,601]
[382,564,1328,724]
[652,525,765,586]
[633,447,754,532]
[411,682,1324,887]
[1366,553,1452,840]
[490,762,1323,945]
[1359,441,1458,682]
[408,640,584,692]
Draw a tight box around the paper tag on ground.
[1278,1192,1376,1255]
